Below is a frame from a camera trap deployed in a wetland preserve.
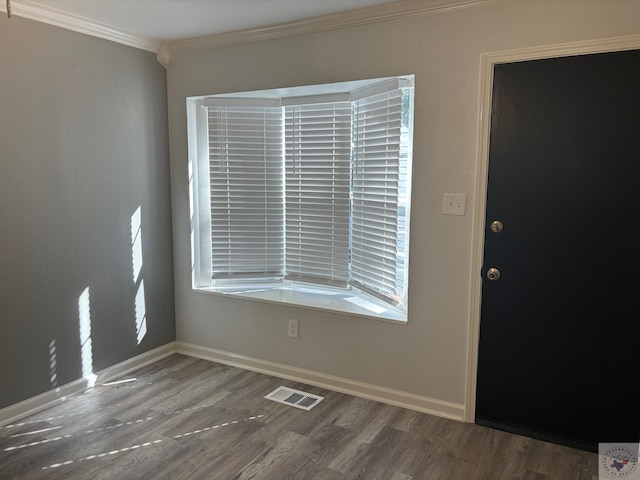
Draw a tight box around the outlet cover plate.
[443,193,467,216]
[288,319,299,338]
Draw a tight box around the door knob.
[490,220,504,233]
[486,268,501,281]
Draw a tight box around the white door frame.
[464,33,640,422]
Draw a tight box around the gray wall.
[0,16,175,409]
[167,0,640,414]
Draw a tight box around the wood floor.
[0,355,597,479]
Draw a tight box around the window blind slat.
[351,89,407,301]
[284,102,351,286]
[203,84,412,309]
[208,106,285,279]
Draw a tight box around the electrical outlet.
[443,193,467,216]
[288,319,299,338]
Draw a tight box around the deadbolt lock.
[486,268,501,281]
[490,220,504,233]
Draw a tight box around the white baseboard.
[176,341,465,421]
[0,343,177,427]
[1,341,464,427]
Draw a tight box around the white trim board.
[0,343,176,427]
[2,0,495,66]
[1,340,464,427]
[176,342,465,421]
[167,0,496,54]
[0,0,160,52]
[464,33,640,422]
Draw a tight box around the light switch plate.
[443,193,467,216]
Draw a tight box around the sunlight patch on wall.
[49,340,58,388]
[131,206,147,345]
[131,206,143,283]
[78,287,96,388]
[134,280,147,344]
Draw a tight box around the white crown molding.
[1,0,161,53]
[2,0,495,67]
[168,0,497,54]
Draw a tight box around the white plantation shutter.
[207,106,284,279]
[284,103,351,286]
[351,89,404,302]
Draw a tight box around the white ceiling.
[15,0,402,41]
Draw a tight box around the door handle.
[486,268,501,281]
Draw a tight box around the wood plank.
[0,354,598,479]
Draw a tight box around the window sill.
[193,282,407,324]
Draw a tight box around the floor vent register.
[265,386,324,411]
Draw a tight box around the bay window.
[187,76,414,322]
